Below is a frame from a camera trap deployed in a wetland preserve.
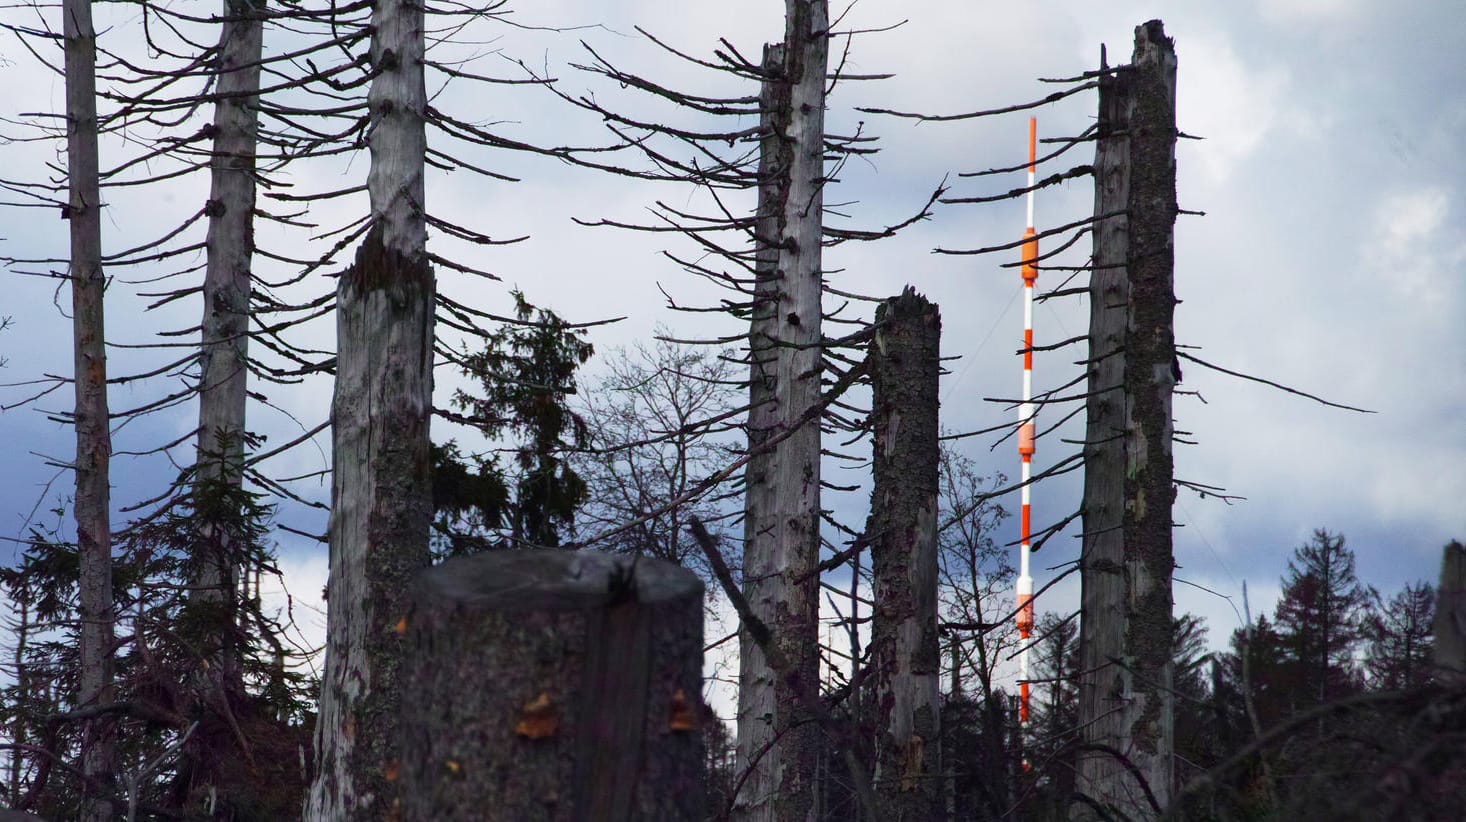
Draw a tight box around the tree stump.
[399,550,706,821]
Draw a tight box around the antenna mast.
[1016,116,1039,745]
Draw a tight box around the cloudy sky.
[0,0,1462,689]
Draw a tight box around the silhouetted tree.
[571,338,740,575]
[934,446,1013,816]
[1023,611,1080,817]
[1365,580,1435,690]
[1171,614,1215,787]
[1273,529,1374,708]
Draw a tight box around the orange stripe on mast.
[1028,116,1037,169]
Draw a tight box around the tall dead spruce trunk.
[306,0,433,818]
[64,1,117,818]
[193,0,266,686]
[868,289,942,819]
[736,2,828,818]
[1075,20,1179,821]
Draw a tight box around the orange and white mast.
[1016,117,1038,737]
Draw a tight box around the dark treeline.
[1004,530,1459,821]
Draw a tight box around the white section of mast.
[1016,117,1038,743]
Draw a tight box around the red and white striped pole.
[1016,117,1038,738]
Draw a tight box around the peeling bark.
[1075,20,1178,821]
[63,1,116,819]
[306,0,433,818]
[869,289,942,820]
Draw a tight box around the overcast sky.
[0,0,1462,688]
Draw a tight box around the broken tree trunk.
[399,550,706,820]
[305,0,433,817]
[64,0,117,818]
[1435,541,1466,685]
[735,0,829,815]
[868,288,942,819]
[1075,19,1179,821]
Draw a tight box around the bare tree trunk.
[1435,541,1466,685]
[193,0,266,683]
[64,1,116,818]
[1117,21,1179,809]
[9,593,28,805]
[305,0,433,818]
[738,42,788,820]
[1075,20,1178,821]
[868,289,942,820]
[1075,40,1132,821]
[735,0,828,814]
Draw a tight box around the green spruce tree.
[435,289,594,551]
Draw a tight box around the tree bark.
[1075,20,1178,821]
[737,41,788,821]
[193,0,266,682]
[64,1,116,818]
[1076,41,1133,819]
[736,0,828,814]
[399,550,706,820]
[8,593,26,804]
[305,0,433,818]
[868,289,942,820]
[1435,541,1466,685]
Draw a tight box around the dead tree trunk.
[1435,541,1466,685]
[305,0,434,817]
[64,1,116,818]
[399,550,706,820]
[193,0,266,684]
[1076,38,1134,821]
[8,592,28,805]
[868,288,942,819]
[1075,20,1179,821]
[735,0,829,813]
[738,41,788,820]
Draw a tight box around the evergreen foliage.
[434,289,595,552]
[0,481,314,819]
[1365,580,1436,690]
[1272,529,1375,707]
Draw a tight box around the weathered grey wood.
[64,1,116,819]
[868,289,942,820]
[193,0,266,681]
[737,44,788,819]
[306,0,433,817]
[736,0,829,813]
[399,550,706,821]
[1076,42,1133,820]
[1434,541,1466,684]
[1075,20,1178,821]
